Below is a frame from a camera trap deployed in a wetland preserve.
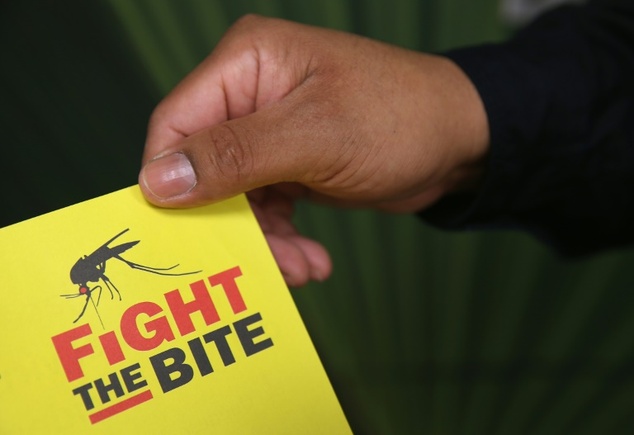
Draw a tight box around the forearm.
[421,0,634,256]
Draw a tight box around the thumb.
[139,103,326,207]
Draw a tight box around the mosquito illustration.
[61,228,200,326]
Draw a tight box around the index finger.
[142,15,311,163]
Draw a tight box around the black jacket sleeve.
[420,0,634,256]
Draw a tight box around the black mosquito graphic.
[61,228,200,326]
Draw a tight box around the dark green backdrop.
[2,1,634,434]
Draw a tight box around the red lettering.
[208,266,247,314]
[51,323,94,382]
[53,266,250,382]
[121,302,175,351]
[99,331,126,366]
[165,280,220,336]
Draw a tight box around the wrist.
[440,55,490,193]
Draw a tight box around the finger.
[265,234,311,287]
[254,198,333,281]
[265,233,332,287]
[143,15,310,163]
[139,92,340,207]
[289,235,332,282]
[249,188,332,285]
[143,47,253,162]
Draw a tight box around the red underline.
[89,389,154,424]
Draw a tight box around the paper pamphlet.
[0,186,349,434]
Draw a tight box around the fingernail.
[141,152,197,199]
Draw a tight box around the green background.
[2,1,634,433]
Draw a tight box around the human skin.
[139,15,489,287]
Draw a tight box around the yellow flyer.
[0,186,349,434]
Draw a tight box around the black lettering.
[121,363,147,393]
[188,337,213,376]
[72,383,95,410]
[150,347,194,393]
[203,325,235,366]
[234,312,274,357]
[94,372,125,404]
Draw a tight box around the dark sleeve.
[420,0,634,256]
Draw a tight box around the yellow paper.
[0,186,349,434]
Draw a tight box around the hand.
[139,15,489,286]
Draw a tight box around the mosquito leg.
[94,285,103,306]
[100,276,114,300]
[115,255,201,276]
[73,295,92,323]
[102,275,122,301]
[117,255,179,272]
[61,293,83,299]
[89,293,105,329]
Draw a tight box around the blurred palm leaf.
[2,1,634,434]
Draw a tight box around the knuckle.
[147,102,169,133]
[202,124,255,185]
[228,14,290,40]
[233,13,264,27]
[228,14,271,36]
